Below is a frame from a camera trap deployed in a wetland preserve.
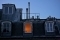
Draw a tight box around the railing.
[22,13,40,19]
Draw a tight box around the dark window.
[5,7,8,14]
[3,29,9,32]
[2,22,11,33]
[3,29,6,32]
[3,23,6,27]
[9,7,12,13]
[6,23,10,27]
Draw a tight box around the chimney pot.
[26,8,28,19]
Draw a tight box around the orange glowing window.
[24,22,32,33]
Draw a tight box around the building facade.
[0,3,60,40]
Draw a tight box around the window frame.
[4,6,13,14]
[1,21,11,33]
[45,21,54,32]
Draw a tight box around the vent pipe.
[26,8,28,19]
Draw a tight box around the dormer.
[2,3,16,14]
[45,16,56,36]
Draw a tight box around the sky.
[0,0,60,19]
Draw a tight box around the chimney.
[32,16,34,19]
[28,2,30,19]
[37,16,39,19]
[26,8,28,19]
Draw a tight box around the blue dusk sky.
[0,0,60,19]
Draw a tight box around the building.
[2,3,22,22]
[0,9,2,20]
[14,8,22,22]
[0,2,60,40]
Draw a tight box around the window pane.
[2,22,11,32]
[3,29,6,32]
[50,23,53,31]
[6,23,10,27]
[24,22,32,33]
[3,23,10,27]
[46,23,49,31]
[3,23,6,27]
[9,7,12,13]
[3,28,9,32]
[5,7,8,14]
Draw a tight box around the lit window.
[45,21,54,32]
[24,22,32,33]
